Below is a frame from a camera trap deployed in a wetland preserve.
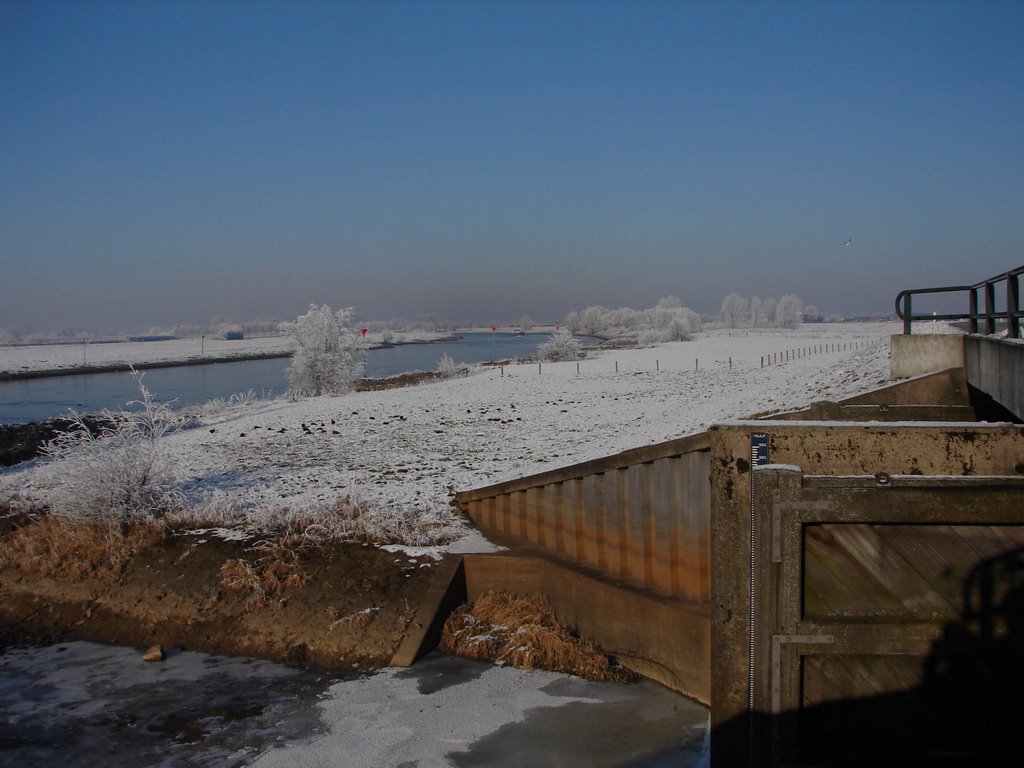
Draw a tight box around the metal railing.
[895,265,1023,338]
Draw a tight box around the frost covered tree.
[776,294,803,329]
[749,297,762,328]
[538,329,580,361]
[720,293,748,329]
[580,306,611,334]
[641,305,702,343]
[518,315,535,332]
[280,304,367,396]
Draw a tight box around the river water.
[0,333,553,425]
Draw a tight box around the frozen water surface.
[0,643,708,768]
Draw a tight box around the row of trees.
[561,296,703,344]
[719,293,804,329]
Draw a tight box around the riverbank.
[0,330,457,380]
[0,515,435,669]
[1,323,904,529]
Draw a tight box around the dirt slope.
[0,527,435,668]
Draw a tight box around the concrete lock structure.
[394,332,1024,766]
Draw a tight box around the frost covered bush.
[538,330,580,361]
[280,304,367,396]
[41,371,182,523]
[562,297,702,340]
[437,353,468,378]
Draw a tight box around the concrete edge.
[390,555,466,667]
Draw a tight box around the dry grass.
[328,606,379,632]
[439,591,633,683]
[219,543,310,610]
[173,493,465,549]
[0,514,164,582]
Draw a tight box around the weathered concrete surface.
[462,553,711,704]
[457,434,712,602]
[965,334,1024,420]
[708,422,1024,766]
[890,333,964,379]
[391,556,466,667]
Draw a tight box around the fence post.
[1008,272,1021,339]
[985,282,996,334]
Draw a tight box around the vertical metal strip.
[748,432,769,763]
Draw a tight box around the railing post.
[969,288,979,334]
[1009,272,1021,339]
[902,293,912,335]
[985,282,996,334]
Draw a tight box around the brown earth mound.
[0,515,434,668]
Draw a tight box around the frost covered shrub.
[176,493,466,548]
[437,353,468,379]
[280,304,367,396]
[538,330,580,361]
[41,372,183,524]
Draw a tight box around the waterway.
[0,333,552,425]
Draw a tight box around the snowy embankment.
[0,330,451,377]
[1,323,916,544]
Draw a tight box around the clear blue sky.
[2,0,1022,332]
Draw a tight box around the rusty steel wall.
[457,437,712,602]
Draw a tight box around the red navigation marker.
[491,326,497,333]
[360,328,367,337]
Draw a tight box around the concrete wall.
[462,554,711,702]
[890,333,964,379]
[890,333,1024,419]
[965,334,1024,420]
[456,433,712,602]
[709,421,1024,765]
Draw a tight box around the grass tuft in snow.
[174,493,467,549]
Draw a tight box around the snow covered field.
[2,323,912,541]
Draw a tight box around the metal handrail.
[895,265,1023,338]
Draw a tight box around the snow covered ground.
[1,322,919,542]
[0,322,956,768]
